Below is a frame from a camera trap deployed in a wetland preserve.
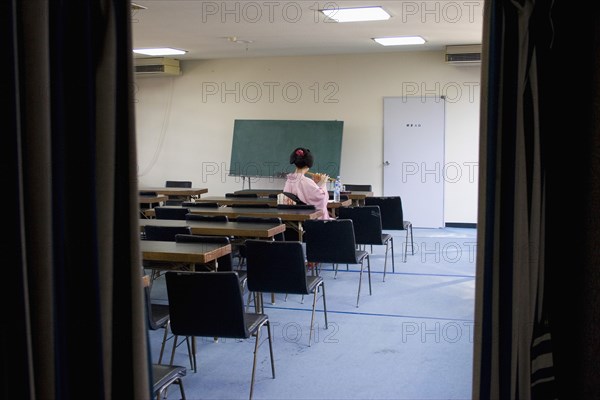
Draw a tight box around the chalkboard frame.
[229,119,344,178]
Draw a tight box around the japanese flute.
[305,171,336,182]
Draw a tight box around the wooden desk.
[233,189,281,197]
[139,219,286,239]
[145,206,322,240]
[346,191,373,206]
[327,198,352,218]
[139,195,168,218]
[140,240,231,269]
[139,194,168,204]
[196,196,277,207]
[234,189,371,205]
[139,187,209,201]
[195,196,349,211]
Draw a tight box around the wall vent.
[134,57,181,77]
[445,45,482,65]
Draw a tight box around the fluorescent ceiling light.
[373,36,426,46]
[133,48,187,56]
[321,6,390,22]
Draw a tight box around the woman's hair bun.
[289,147,313,168]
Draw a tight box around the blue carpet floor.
[147,227,476,400]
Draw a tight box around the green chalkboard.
[229,119,343,178]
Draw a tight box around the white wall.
[134,50,480,224]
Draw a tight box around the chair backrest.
[165,200,183,206]
[182,202,219,208]
[327,193,349,201]
[281,191,307,205]
[230,203,271,208]
[225,193,258,198]
[144,281,170,330]
[235,216,285,241]
[185,214,229,222]
[144,225,192,241]
[364,196,405,230]
[154,207,191,220]
[165,180,192,188]
[303,219,360,264]
[337,206,384,245]
[175,234,234,271]
[245,240,309,295]
[276,204,315,210]
[165,271,250,339]
[343,184,372,192]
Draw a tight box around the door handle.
[384,161,391,166]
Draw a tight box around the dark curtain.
[2,0,150,398]
[474,0,600,398]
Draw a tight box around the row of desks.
[140,218,286,268]
[141,240,231,266]
[143,205,321,240]
[233,189,373,206]
[194,197,351,218]
[139,188,373,208]
[140,218,286,238]
[139,187,373,268]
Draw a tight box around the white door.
[383,96,445,228]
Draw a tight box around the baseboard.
[445,222,477,229]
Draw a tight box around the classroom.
[8,1,600,399]
[134,49,481,227]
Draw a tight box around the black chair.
[154,207,191,220]
[327,193,349,201]
[230,203,271,208]
[182,201,220,208]
[165,271,275,400]
[343,184,372,192]
[245,240,328,346]
[144,225,192,242]
[281,191,306,205]
[276,204,316,210]
[152,363,187,400]
[234,217,286,268]
[165,200,183,206]
[144,275,171,364]
[165,180,192,188]
[303,219,371,307]
[364,196,414,262]
[175,233,248,308]
[185,214,229,222]
[165,180,193,202]
[225,192,259,198]
[140,191,161,210]
[338,206,395,281]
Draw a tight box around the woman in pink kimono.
[283,147,332,220]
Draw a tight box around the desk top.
[144,206,322,221]
[139,187,209,196]
[139,194,168,204]
[195,196,350,209]
[140,219,286,238]
[234,188,372,200]
[140,240,231,264]
[196,196,277,206]
[233,189,282,197]
[327,198,352,209]
[346,191,373,200]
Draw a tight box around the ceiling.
[131,1,484,61]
